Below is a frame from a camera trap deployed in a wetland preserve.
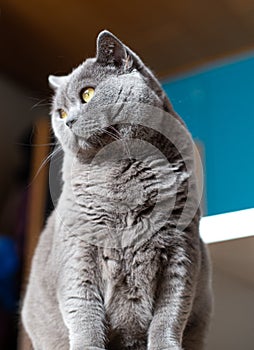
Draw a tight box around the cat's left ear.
[48,75,68,90]
[96,30,128,66]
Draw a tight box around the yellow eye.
[81,87,95,103]
[59,109,68,119]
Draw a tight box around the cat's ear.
[48,75,68,90]
[96,30,128,66]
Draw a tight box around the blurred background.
[1,1,254,349]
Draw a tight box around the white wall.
[207,238,254,349]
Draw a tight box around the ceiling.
[2,0,254,96]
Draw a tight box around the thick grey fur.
[22,30,212,350]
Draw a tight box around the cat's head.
[49,30,177,154]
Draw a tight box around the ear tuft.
[48,75,68,90]
[96,30,127,66]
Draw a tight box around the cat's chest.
[58,160,152,243]
[61,158,175,246]
[99,247,163,308]
[73,158,159,209]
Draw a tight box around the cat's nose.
[66,117,77,128]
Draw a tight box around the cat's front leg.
[59,289,106,350]
[58,284,106,350]
[57,246,107,350]
[148,236,199,350]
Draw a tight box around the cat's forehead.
[70,58,117,85]
[57,58,118,98]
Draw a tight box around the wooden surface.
[2,0,254,93]
[18,118,51,350]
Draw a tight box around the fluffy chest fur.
[57,147,183,249]
[54,154,174,340]
[99,246,165,347]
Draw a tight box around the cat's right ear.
[96,30,127,66]
[48,75,68,90]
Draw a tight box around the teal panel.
[163,55,254,215]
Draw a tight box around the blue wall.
[163,54,254,215]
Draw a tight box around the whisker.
[31,99,51,110]
[16,142,57,147]
[100,128,121,141]
[108,125,122,138]
[93,134,104,148]
[122,139,132,159]
[27,146,62,188]
[107,125,132,159]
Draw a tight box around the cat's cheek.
[64,133,80,154]
[51,117,63,139]
[52,118,76,152]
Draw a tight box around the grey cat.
[22,30,212,350]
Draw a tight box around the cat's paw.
[72,347,106,350]
[158,347,182,350]
[149,345,182,350]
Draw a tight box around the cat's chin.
[76,136,92,150]
[73,135,108,157]
[75,129,115,152]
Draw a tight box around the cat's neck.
[62,150,93,184]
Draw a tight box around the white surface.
[200,208,254,244]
